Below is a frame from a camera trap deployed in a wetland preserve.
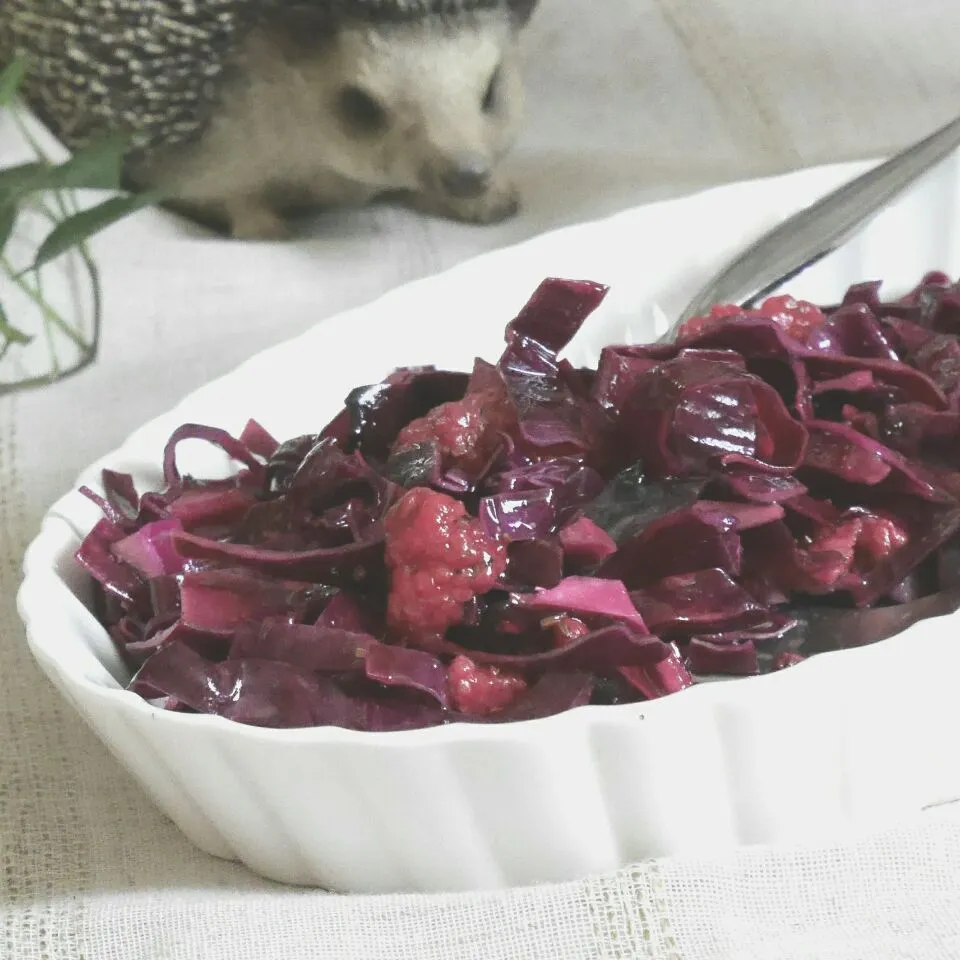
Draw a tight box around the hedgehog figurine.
[0,0,538,238]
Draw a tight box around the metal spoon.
[671,111,960,336]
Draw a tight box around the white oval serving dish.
[19,154,960,894]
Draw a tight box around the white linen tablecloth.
[4,1,960,957]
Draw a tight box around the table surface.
[4,1,960,957]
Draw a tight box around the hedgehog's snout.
[437,154,492,198]
[420,151,495,199]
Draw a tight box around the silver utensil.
[761,583,960,666]
[671,111,960,336]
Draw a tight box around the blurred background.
[516,0,960,225]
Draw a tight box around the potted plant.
[0,59,157,392]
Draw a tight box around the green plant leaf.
[0,303,33,345]
[0,162,48,204]
[45,135,129,192]
[0,138,130,204]
[31,191,159,270]
[0,202,17,253]
[0,59,29,106]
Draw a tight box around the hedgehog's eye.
[338,86,388,134]
[482,67,501,113]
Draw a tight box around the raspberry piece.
[709,303,748,318]
[757,295,827,343]
[677,303,749,339]
[447,655,527,715]
[385,487,507,640]
[855,513,909,565]
[391,389,507,475]
[773,651,806,670]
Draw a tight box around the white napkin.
[5,0,960,957]
[68,811,960,960]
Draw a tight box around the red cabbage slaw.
[74,272,960,731]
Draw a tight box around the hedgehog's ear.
[507,0,539,28]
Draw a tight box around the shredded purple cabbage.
[75,274,960,731]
